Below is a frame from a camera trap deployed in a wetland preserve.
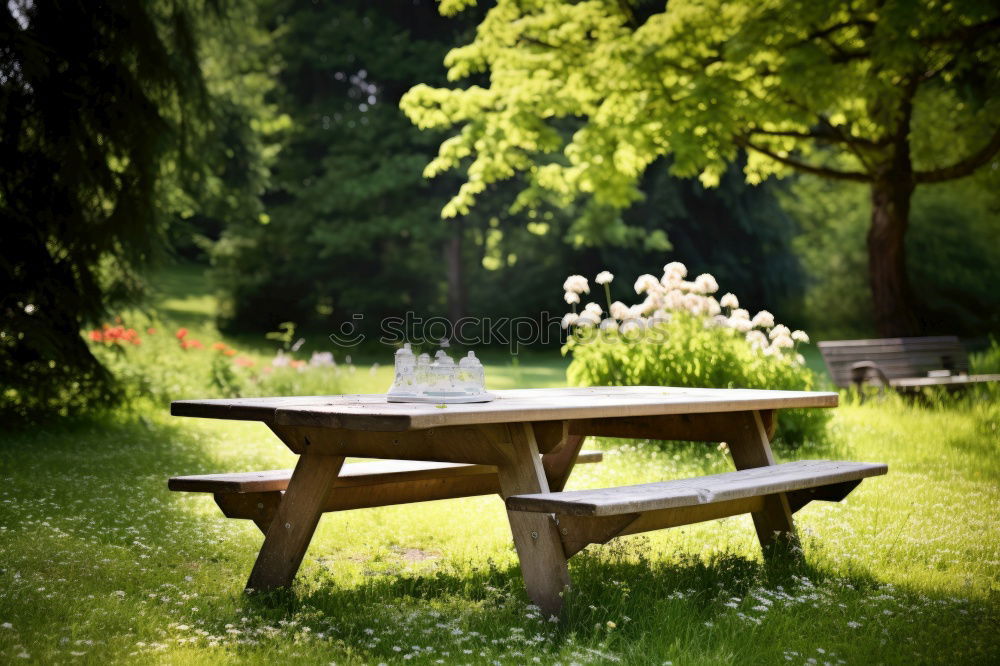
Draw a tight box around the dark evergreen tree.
[0,0,270,418]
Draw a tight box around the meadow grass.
[0,265,997,664]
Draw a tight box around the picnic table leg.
[726,410,800,560]
[245,452,345,592]
[496,423,571,616]
[539,424,585,492]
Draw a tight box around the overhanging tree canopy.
[402,0,1000,336]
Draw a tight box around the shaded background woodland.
[2,0,998,415]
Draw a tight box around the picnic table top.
[172,386,838,432]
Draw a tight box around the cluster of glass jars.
[386,344,494,403]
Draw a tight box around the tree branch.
[920,16,1000,45]
[915,125,1000,183]
[616,0,639,30]
[738,138,872,182]
[749,125,886,148]
[802,19,876,44]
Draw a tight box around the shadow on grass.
[234,539,996,664]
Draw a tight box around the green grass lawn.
[1,264,997,664]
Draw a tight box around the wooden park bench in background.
[818,336,1000,392]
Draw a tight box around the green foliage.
[403,0,999,336]
[265,322,298,351]
[0,0,276,420]
[213,0,471,332]
[89,323,347,408]
[970,338,1000,375]
[784,168,1000,339]
[1,379,998,662]
[404,0,999,211]
[565,314,829,446]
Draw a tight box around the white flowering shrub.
[561,263,829,446]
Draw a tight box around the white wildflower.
[609,301,630,320]
[731,308,749,320]
[664,289,685,310]
[663,261,688,280]
[792,330,809,343]
[575,315,598,328]
[632,301,653,318]
[796,353,806,365]
[584,302,603,316]
[706,296,722,316]
[720,292,739,309]
[694,273,719,294]
[562,275,590,294]
[729,317,753,332]
[751,310,775,329]
[599,318,619,332]
[561,313,579,329]
[771,334,795,349]
[564,291,580,305]
[634,274,660,294]
[769,324,791,340]
[309,351,335,367]
[595,270,614,285]
[684,293,706,315]
[620,320,643,335]
[746,330,768,350]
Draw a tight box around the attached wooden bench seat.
[169,450,603,531]
[506,460,886,556]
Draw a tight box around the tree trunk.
[444,219,466,327]
[867,162,919,337]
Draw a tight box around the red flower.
[88,330,102,341]
[234,356,255,368]
[175,328,188,340]
[188,339,203,349]
[147,327,156,335]
[211,342,227,351]
[223,349,236,356]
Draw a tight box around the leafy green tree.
[213,1,478,333]
[1,0,274,418]
[785,167,1000,340]
[402,0,1000,336]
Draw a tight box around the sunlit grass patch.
[2,392,998,663]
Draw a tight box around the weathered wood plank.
[172,387,838,432]
[567,410,776,443]
[556,496,766,556]
[169,451,604,495]
[245,453,345,591]
[817,336,985,389]
[496,423,570,617]
[505,460,887,516]
[890,374,1000,388]
[270,423,516,464]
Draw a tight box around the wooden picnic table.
[171,386,885,615]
